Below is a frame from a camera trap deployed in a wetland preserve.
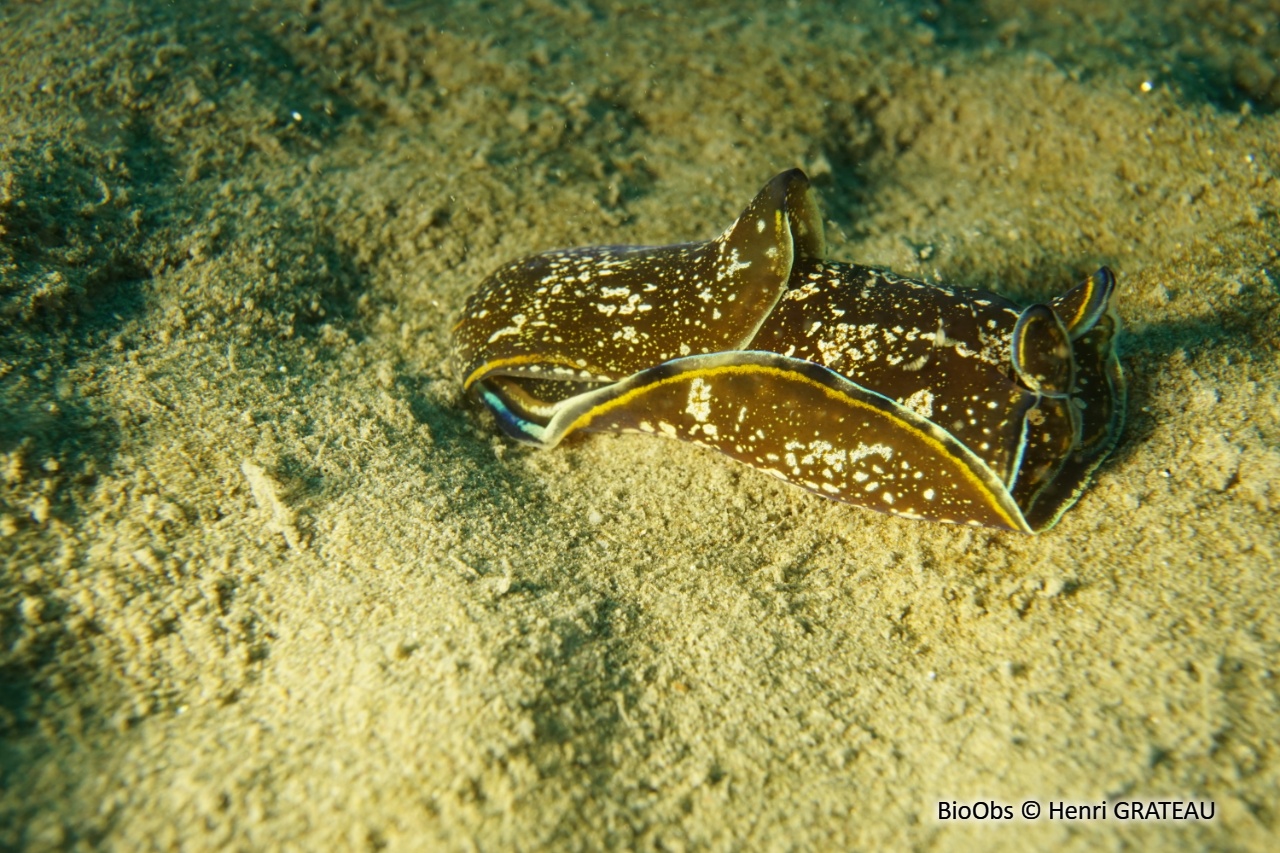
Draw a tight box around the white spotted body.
[454,170,1125,533]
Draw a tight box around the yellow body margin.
[560,362,1031,533]
[1062,275,1100,331]
[463,354,612,391]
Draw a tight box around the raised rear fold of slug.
[453,169,1125,533]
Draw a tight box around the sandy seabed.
[2,1,1278,850]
